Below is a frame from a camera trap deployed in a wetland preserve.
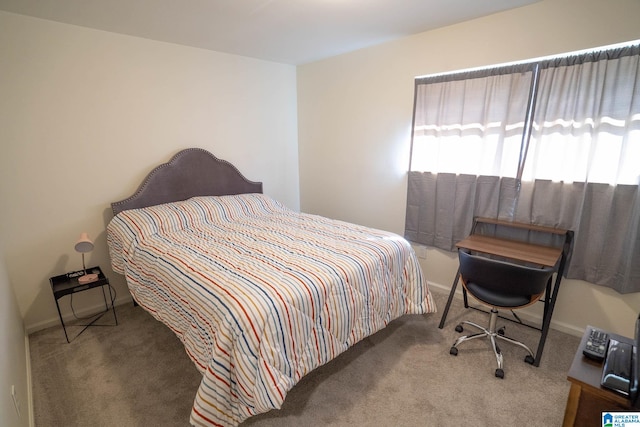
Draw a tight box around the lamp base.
[78,273,98,284]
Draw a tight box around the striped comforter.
[107,193,435,426]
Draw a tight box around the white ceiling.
[0,0,538,65]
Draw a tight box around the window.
[411,67,532,178]
[406,42,640,293]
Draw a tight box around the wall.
[2,0,639,344]
[297,0,640,337]
[0,11,300,332]
[0,249,31,427]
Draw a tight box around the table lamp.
[75,232,98,284]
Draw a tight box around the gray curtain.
[406,44,640,294]
[406,173,640,293]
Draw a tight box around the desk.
[438,217,573,366]
[563,327,632,427]
[455,234,562,267]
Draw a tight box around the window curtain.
[410,66,533,177]
[406,44,640,293]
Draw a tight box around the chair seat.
[451,250,556,377]
[466,282,531,308]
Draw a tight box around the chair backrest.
[458,250,555,297]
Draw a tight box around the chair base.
[449,308,536,378]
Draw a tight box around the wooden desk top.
[456,234,563,268]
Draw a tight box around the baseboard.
[25,294,133,335]
[24,295,133,425]
[428,280,584,338]
[24,334,34,427]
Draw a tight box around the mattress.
[107,193,435,426]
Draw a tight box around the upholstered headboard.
[111,148,263,216]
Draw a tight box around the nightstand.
[562,327,632,426]
[49,265,118,342]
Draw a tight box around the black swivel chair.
[449,250,555,378]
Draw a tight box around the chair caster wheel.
[495,368,504,379]
[455,324,463,333]
[524,355,535,365]
[450,347,458,356]
[497,327,505,336]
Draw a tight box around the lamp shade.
[74,232,94,253]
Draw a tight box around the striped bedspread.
[107,194,435,426]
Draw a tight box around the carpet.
[29,289,580,426]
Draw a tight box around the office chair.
[449,250,555,378]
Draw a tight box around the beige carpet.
[29,289,580,426]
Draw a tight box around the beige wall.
[297,0,640,338]
[0,11,300,332]
[0,249,30,427]
[3,0,640,340]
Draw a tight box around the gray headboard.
[111,148,263,216]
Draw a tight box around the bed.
[106,148,436,426]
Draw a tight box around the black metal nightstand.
[49,266,118,342]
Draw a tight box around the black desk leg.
[54,300,70,343]
[534,264,565,366]
[438,269,461,329]
[533,232,573,366]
